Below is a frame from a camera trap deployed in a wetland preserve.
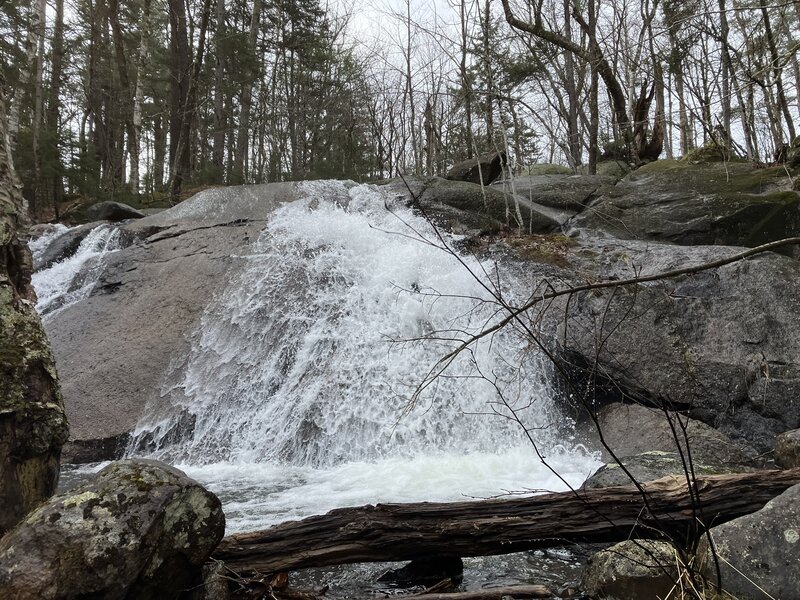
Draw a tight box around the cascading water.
[126,181,599,531]
[31,224,121,317]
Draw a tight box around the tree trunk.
[168,0,191,193]
[30,0,47,216]
[563,0,580,169]
[8,0,39,143]
[108,0,136,194]
[214,469,800,576]
[404,0,419,173]
[233,0,262,184]
[212,0,226,179]
[459,0,474,160]
[760,0,796,142]
[400,586,552,600]
[130,0,152,195]
[45,0,65,216]
[169,0,213,201]
[499,0,641,164]
[587,0,598,174]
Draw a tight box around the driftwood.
[406,584,552,599]
[214,469,800,575]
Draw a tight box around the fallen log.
[214,468,800,575]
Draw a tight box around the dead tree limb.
[213,469,800,575]
[406,585,552,599]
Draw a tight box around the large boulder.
[0,92,68,535]
[582,451,748,489]
[581,540,679,599]
[549,234,800,453]
[382,176,563,235]
[579,403,754,466]
[445,151,506,185]
[0,459,225,600]
[491,174,615,212]
[87,200,146,222]
[570,161,800,247]
[696,483,800,599]
[0,285,68,533]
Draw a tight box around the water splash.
[31,225,121,317]
[28,224,69,258]
[131,182,582,467]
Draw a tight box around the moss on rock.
[502,233,578,268]
[572,160,800,247]
[0,87,68,535]
[0,460,225,600]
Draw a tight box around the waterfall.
[127,181,597,528]
[30,182,598,531]
[31,224,121,317]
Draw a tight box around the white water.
[31,224,121,317]
[124,181,599,531]
[31,183,599,533]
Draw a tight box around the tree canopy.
[1,0,797,218]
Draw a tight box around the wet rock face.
[0,91,68,535]
[697,483,800,599]
[0,459,225,600]
[552,236,800,454]
[32,221,104,270]
[43,183,299,451]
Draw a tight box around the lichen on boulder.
[774,429,800,468]
[0,85,68,535]
[581,539,679,599]
[0,459,225,600]
[696,482,800,599]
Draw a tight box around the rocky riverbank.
[7,152,800,598]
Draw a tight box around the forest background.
[1,0,798,219]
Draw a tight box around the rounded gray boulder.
[581,539,679,599]
[697,482,800,599]
[0,459,225,600]
[87,201,146,222]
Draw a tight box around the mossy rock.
[571,161,800,247]
[0,460,225,600]
[522,163,573,176]
[582,451,750,489]
[1,254,68,534]
[683,143,745,164]
[787,135,800,167]
[582,540,679,600]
